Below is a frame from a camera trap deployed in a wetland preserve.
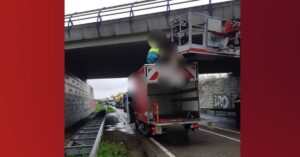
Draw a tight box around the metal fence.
[64,0,230,27]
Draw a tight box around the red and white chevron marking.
[146,65,197,82]
[184,64,197,79]
[147,67,159,82]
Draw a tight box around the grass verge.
[107,106,115,113]
[97,140,129,157]
[94,103,104,113]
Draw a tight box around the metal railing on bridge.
[64,0,232,28]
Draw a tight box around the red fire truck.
[127,12,240,136]
[128,63,200,136]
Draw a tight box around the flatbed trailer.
[128,63,200,136]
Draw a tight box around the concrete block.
[82,26,99,39]
[99,24,115,37]
[234,5,240,19]
[114,22,132,35]
[68,27,84,41]
[198,10,209,16]
[212,7,225,19]
[64,31,70,41]
[223,6,234,19]
[131,19,149,33]
[64,72,95,128]
[148,16,168,31]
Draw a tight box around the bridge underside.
[66,42,240,79]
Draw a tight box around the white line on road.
[113,107,176,157]
[199,128,240,142]
[199,123,240,134]
[149,137,176,157]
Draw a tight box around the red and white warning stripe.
[146,65,197,82]
[146,67,159,82]
[184,65,197,79]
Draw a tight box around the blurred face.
[148,40,158,48]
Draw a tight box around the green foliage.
[94,103,114,113]
[98,140,129,157]
[94,103,104,113]
[107,106,115,113]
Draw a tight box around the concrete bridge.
[65,0,240,79]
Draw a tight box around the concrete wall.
[199,74,240,109]
[89,86,96,112]
[64,73,95,128]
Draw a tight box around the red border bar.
[0,0,64,156]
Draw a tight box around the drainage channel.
[65,110,106,157]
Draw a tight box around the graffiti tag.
[213,95,229,109]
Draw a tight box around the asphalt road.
[113,107,240,157]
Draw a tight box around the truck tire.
[184,124,190,135]
[134,120,139,130]
[236,114,240,129]
[128,102,136,123]
[144,124,151,137]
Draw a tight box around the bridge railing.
[64,0,232,27]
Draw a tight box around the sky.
[65,0,143,14]
[66,0,230,99]
[87,78,128,99]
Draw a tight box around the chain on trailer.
[64,110,106,157]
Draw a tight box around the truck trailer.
[128,63,200,136]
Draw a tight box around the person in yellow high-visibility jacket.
[147,47,159,64]
[146,30,183,64]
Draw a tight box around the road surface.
[111,107,240,157]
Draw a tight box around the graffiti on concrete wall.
[213,95,230,109]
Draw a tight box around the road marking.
[113,107,176,157]
[199,123,240,134]
[199,128,240,142]
[149,137,176,157]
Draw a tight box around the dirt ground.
[102,113,156,157]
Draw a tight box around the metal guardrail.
[89,114,106,157]
[64,0,223,27]
[65,109,107,157]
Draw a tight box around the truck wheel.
[144,124,151,137]
[134,121,139,130]
[184,124,190,135]
[236,115,240,129]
